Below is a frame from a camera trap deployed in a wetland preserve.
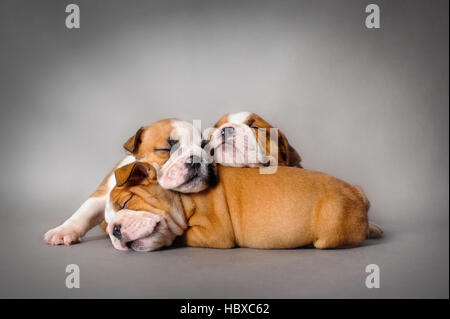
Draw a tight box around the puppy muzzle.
[157,145,214,192]
[210,123,267,167]
[108,210,175,252]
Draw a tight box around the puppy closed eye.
[154,138,179,152]
[247,119,260,130]
[153,147,171,152]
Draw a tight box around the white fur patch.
[118,155,137,168]
[170,119,197,145]
[104,196,116,224]
[157,120,211,193]
[227,112,251,124]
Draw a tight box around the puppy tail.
[368,222,384,239]
[353,186,383,239]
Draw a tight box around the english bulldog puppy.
[44,119,216,246]
[106,163,371,252]
[208,112,382,239]
[207,112,302,168]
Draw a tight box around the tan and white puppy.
[107,164,371,252]
[44,119,216,246]
[208,112,382,238]
[207,112,302,168]
[106,162,189,251]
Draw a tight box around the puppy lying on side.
[45,112,381,250]
[210,111,382,239]
[107,163,370,251]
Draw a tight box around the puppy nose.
[221,126,235,138]
[185,155,201,170]
[112,224,122,240]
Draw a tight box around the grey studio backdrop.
[0,0,448,298]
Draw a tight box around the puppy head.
[108,162,177,252]
[207,112,302,168]
[124,119,217,193]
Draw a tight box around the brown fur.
[108,165,369,249]
[93,120,179,197]
[96,119,181,232]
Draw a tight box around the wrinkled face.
[125,119,217,193]
[106,163,185,252]
[207,112,268,167]
[207,112,302,168]
[108,209,172,252]
[105,119,217,252]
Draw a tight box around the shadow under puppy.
[108,161,371,252]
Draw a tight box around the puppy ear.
[287,144,302,168]
[115,162,156,187]
[278,131,303,168]
[123,127,144,153]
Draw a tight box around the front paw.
[44,224,82,246]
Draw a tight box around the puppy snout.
[185,155,201,170]
[112,224,122,240]
[221,126,235,138]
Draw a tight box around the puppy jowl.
[208,127,280,168]
[200,121,283,172]
[153,118,283,172]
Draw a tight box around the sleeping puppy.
[207,112,302,168]
[44,119,216,246]
[107,163,370,252]
[208,111,382,239]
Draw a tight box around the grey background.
[0,0,448,298]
